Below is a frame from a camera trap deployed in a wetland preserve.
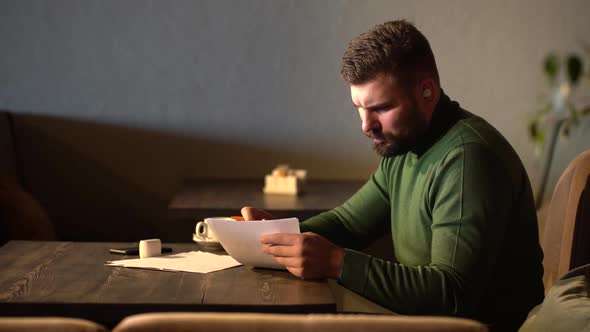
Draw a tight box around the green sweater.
[300,93,544,331]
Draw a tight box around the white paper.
[105,251,242,273]
[205,217,300,270]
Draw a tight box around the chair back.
[0,317,107,332]
[0,111,18,179]
[541,149,590,290]
[113,312,488,332]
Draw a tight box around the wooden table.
[166,178,394,261]
[166,179,365,240]
[0,241,335,327]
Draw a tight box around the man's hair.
[340,20,440,88]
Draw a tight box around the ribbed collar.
[411,89,462,157]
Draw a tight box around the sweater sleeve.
[339,144,514,316]
[299,160,391,251]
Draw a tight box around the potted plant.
[529,47,590,204]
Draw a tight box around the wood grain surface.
[164,178,365,243]
[168,178,365,216]
[0,241,335,327]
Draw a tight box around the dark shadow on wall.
[12,116,165,242]
[8,113,380,245]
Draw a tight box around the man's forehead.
[350,73,401,106]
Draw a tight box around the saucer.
[192,233,224,251]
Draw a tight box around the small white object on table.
[263,164,307,195]
[139,239,162,258]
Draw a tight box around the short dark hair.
[340,20,440,89]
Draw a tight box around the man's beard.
[367,100,427,158]
[368,132,415,157]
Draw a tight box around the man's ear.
[420,78,436,101]
[415,77,439,123]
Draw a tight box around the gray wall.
[1,0,590,204]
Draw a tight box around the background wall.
[1,1,589,240]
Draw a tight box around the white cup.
[195,220,217,241]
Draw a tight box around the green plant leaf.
[566,54,583,85]
[567,102,579,126]
[536,129,545,145]
[528,121,538,139]
[543,53,560,83]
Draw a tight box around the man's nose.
[360,110,379,133]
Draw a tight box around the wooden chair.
[112,312,488,332]
[541,149,590,291]
[0,317,107,332]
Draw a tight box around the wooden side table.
[165,178,365,242]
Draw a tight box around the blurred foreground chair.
[519,263,590,332]
[113,312,487,332]
[541,149,590,291]
[0,317,107,332]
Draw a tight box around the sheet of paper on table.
[205,217,300,270]
[106,251,242,273]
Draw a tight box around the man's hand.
[241,206,344,279]
[241,206,274,221]
[261,232,344,280]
